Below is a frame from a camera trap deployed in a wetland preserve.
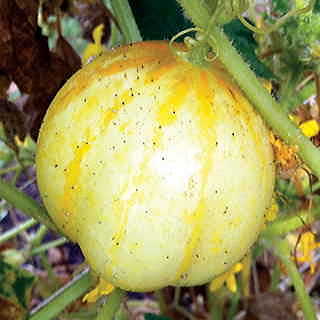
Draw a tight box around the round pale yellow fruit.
[36,41,275,292]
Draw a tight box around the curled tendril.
[238,0,316,35]
[169,27,205,49]
[169,27,218,66]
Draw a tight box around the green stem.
[28,268,93,320]
[206,286,224,320]
[173,287,181,306]
[0,218,37,245]
[31,237,68,256]
[154,290,168,315]
[96,288,124,320]
[0,178,58,231]
[262,207,320,237]
[176,0,211,28]
[31,224,48,247]
[109,0,142,44]
[177,0,320,180]
[227,287,240,320]
[262,237,316,320]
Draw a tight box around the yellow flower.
[299,120,320,138]
[297,231,320,274]
[82,24,106,65]
[209,263,243,293]
[289,113,320,138]
[82,278,115,303]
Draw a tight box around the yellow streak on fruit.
[157,80,189,126]
[194,71,216,132]
[62,131,94,217]
[177,199,206,279]
[62,86,135,221]
[102,89,134,129]
[211,231,223,253]
[105,125,164,278]
[175,71,216,280]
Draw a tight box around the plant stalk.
[96,288,124,320]
[0,178,58,231]
[109,0,142,44]
[262,237,316,320]
[29,268,93,320]
[262,207,320,237]
[0,218,37,245]
[31,237,68,256]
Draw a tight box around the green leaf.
[315,0,320,13]
[223,20,275,79]
[129,0,192,40]
[0,259,36,319]
[144,314,172,320]
[271,0,292,14]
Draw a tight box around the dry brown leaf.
[0,0,81,139]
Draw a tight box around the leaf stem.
[262,207,320,237]
[154,290,168,315]
[206,286,224,320]
[29,268,93,320]
[0,178,58,231]
[96,288,124,320]
[31,224,48,247]
[0,218,37,245]
[109,0,142,44]
[30,237,68,256]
